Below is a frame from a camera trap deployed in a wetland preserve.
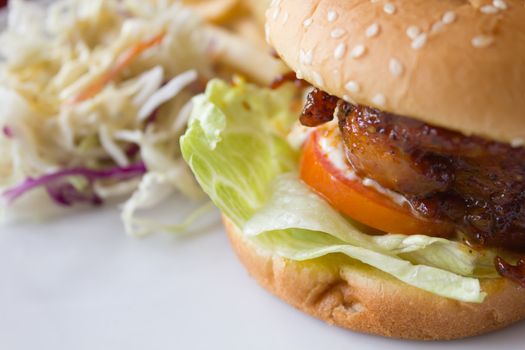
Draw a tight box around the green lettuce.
[181,79,297,226]
[244,174,497,279]
[181,80,496,303]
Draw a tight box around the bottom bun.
[223,216,525,340]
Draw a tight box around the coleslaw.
[0,0,282,235]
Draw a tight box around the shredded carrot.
[67,32,166,105]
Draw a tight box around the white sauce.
[287,121,315,150]
[316,124,411,207]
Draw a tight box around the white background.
[1,201,524,350]
[1,2,524,349]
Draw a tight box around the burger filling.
[299,88,525,283]
[181,79,523,302]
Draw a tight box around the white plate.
[1,3,524,350]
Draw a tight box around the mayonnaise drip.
[316,123,411,208]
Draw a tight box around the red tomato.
[300,131,453,237]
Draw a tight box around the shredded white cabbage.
[0,0,223,234]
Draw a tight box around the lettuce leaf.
[181,79,297,226]
[245,174,497,280]
[253,230,484,303]
[181,80,495,303]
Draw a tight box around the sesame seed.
[327,10,338,22]
[282,11,289,24]
[471,35,494,48]
[493,0,507,10]
[366,22,380,37]
[296,69,304,79]
[372,94,386,107]
[511,138,524,148]
[265,23,271,43]
[299,49,313,65]
[370,0,380,3]
[383,3,396,15]
[350,44,366,58]
[442,11,456,24]
[303,18,313,27]
[331,28,346,38]
[411,33,427,50]
[480,5,498,14]
[389,57,404,76]
[312,71,324,86]
[334,43,346,60]
[406,26,421,40]
[345,81,360,93]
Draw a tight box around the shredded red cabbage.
[45,182,103,207]
[125,144,141,159]
[3,163,147,207]
[145,108,159,127]
[2,126,13,138]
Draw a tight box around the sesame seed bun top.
[266,0,525,145]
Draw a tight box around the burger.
[180,0,525,340]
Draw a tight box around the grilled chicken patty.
[301,89,525,250]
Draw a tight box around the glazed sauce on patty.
[495,257,525,288]
[300,88,339,127]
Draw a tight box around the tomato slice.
[300,130,453,236]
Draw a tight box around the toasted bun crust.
[266,0,525,144]
[223,216,525,340]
